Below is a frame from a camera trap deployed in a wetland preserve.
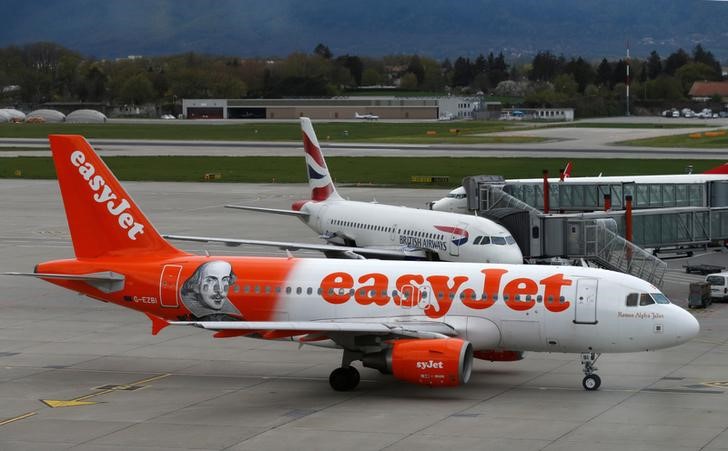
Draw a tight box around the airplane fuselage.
[37,256,697,355]
[298,198,523,264]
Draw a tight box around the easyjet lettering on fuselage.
[70,150,145,240]
[318,267,572,319]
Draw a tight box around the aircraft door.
[574,278,598,324]
[159,264,182,308]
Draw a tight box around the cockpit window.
[639,293,655,306]
[650,293,670,304]
[626,293,638,307]
[505,236,516,245]
[480,236,491,245]
[492,236,507,245]
[473,236,482,245]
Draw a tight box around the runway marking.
[0,411,36,427]
[40,373,171,408]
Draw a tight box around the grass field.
[619,130,728,148]
[0,121,544,144]
[1,156,721,186]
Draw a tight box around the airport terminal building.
[181,97,482,120]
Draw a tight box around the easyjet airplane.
[5,135,699,391]
[431,161,728,213]
[166,118,523,264]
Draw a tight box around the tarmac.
[1,179,728,450]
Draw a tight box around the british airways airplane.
[166,118,523,264]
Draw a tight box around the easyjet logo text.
[319,269,572,319]
[70,150,144,240]
[417,360,444,370]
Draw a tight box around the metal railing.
[583,221,667,287]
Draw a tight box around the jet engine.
[362,338,473,387]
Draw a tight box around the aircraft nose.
[675,309,700,343]
[501,244,524,264]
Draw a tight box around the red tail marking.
[704,162,728,174]
[563,161,573,178]
[312,184,334,201]
[303,132,326,167]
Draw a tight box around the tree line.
[0,42,723,116]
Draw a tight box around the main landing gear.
[329,350,360,391]
[580,353,601,391]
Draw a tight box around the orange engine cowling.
[473,350,524,362]
[363,338,473,387]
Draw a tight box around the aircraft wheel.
[582,374,601,391]
[329,366,360,391]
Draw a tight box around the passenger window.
[307,287,313,295]
[285,286,291,294]
[296,287,302,295]
[626,293,638,306]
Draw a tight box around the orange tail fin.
[48,135,184,259]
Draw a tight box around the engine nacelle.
[362,338,473,387]
[473,350,524,362]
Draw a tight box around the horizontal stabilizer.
[225,205,309,217]
[4,271,125,293]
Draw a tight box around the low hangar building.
[182,97,441,120]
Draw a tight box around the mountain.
[2,0,728,60]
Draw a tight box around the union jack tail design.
[301,117,341,201]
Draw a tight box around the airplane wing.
[147,313,457,340]
[163,234,425,260]
[225,204,309,218]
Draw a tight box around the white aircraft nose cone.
[677,310,700,343]
[504,245,524,264]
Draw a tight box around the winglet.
[145,313,169,336]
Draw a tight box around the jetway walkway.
[478,185,667,286]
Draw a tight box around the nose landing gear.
[580,353,601,391]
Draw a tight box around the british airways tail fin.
[48,135,185,259]
[703,162,728,175]
[300,117,341,201]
